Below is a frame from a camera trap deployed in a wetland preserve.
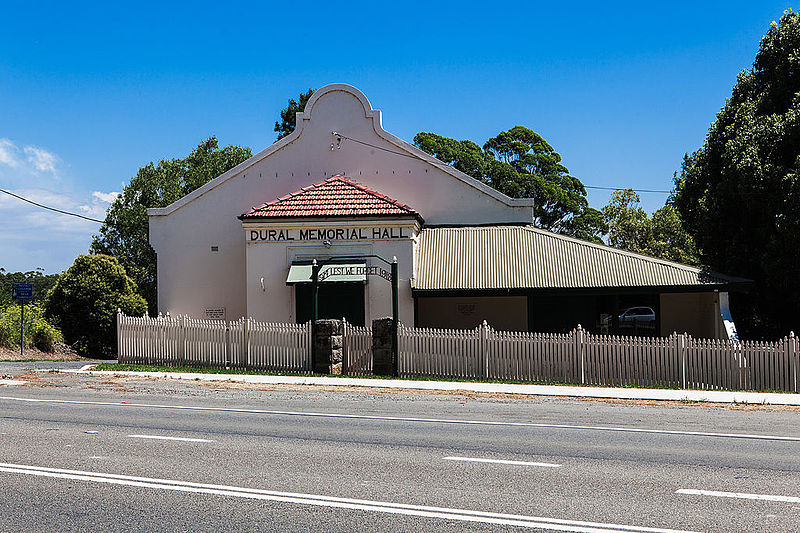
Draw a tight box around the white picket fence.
[342,321,372,376]
[117,312,799,392]
[117,313,311,372]
[397,322,800,392]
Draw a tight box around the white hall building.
[148,84,746,338]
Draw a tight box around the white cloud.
[23,145,58,174]
[0,138,21,168]
[0,138,60,177]
[92,190,120,204]
[78,190,119,219]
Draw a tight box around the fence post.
[155,313,162,365]
[790,331,797,393]
[576,325,585,385]
[180,314,187,366]
[342,318,348,376]
[242,317,250,369]
[480,320,489,378]
[678,333,687,389]
[224,320,231,368]
[116,308,122,362]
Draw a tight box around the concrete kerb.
[55,368,800,406]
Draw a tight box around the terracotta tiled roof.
[241,175,420,219]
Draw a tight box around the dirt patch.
[0,342,86,361]
[13,370,800,411]
[180,378,800,411]
[572,395,800,411]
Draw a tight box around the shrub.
[44,254,147,357]
[32,321,62,352]
[0,302,64,352]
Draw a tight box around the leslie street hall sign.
[248,225,412,242]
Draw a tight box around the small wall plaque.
[204,307,226,320]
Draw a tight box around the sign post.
[391,257,398,376]
[12,284,33,357]
[311,259,320,371]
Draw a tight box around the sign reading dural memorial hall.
[248,226,412,243]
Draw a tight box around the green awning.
[286,263,367,284]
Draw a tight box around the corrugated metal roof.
[412,226,747,291]
[241,175,419,219]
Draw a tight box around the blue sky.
[0,1,794,273]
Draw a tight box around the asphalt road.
[0,371,798,532]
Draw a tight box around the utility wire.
[334,133,421,161]
[0,188,106,224]
[1,133,672,225]
[334,132,673,194]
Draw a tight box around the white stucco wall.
[243,218,417,325]
[149,84,531,319]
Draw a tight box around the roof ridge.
[328,175,414,211]
[511,225,702,273]
[241,174,422,219]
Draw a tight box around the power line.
[0,188,106,224]
[333,132,421,160]
[0,138,671,225]
[333,132,673,195]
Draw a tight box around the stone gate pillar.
[313,319,343,374]
[372,317,394,376]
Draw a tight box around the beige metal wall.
[660,292,723,338]
[415,296,528,331]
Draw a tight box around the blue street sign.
[12,283,33,301]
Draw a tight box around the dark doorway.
[295,283,366,326]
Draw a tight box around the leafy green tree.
[274,88,315,140]
[602,189,699,265]
[44,254,146,356]
[90,137,251,314]
[647,205,700,266]
[414,127,605,241]
[673,10,800,338]
[413,132,490,178]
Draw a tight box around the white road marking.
[0,380,26,386]
[2,395,799,442]
[677,489,800,503]
[0,462,698,533]
[444,456,562,468]
[128,434,213,443]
